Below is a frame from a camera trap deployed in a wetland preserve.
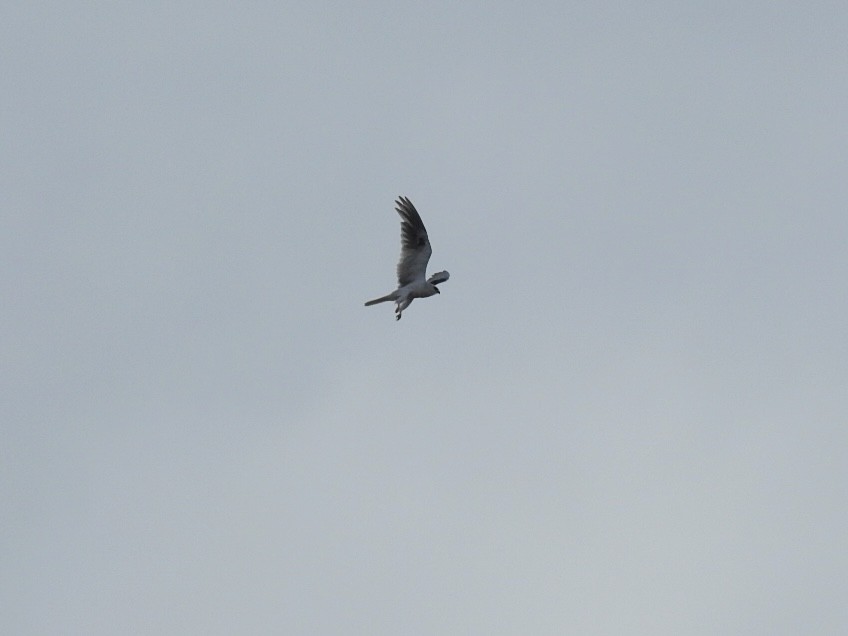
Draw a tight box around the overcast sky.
[2,2,847,634]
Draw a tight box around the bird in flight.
[365,196,450,320]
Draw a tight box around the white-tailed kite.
[365,196,450,320]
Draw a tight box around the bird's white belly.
[401,281,437,299]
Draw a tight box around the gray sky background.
[2,2,847,634]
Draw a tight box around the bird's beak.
[435,287,440,294]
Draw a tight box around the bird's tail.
[364,292,397,306]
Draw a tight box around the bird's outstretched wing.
[428,270,450,285]
[395,196,432,286]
